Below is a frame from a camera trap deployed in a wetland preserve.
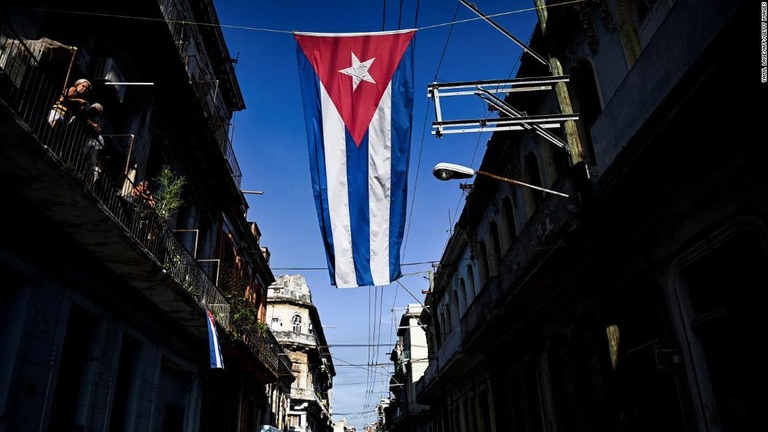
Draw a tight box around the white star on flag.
[339,52,376,91]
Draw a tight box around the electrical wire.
[15,1,585,35]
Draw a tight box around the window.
[680,230,764,430]
[569,59,601,165]
[478,241,489,287]
[489,221,501,277]
[453,290,461,316]
[463,397,473,431]
[110,334,143,431]
[292,314,302,333]
[438,310,446,343]
[459,278,469,311]
[441,307,452,342]
[478,388,492,432]
[466,264,477,296]
[510,359,545,432]
[48,305,100,430]
[501,197,517,251]
[271,317,280,329]
[548,334,580,431]
[522,153,544,217]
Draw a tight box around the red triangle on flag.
[296,30,415,147]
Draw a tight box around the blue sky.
[213,0,538,427]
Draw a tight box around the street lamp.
[432,162,569,197]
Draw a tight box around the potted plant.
[153,165,187,221]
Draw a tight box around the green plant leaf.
[154,165,187,221]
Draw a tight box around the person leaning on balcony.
[47,78,93,126]
[78,102,104,135]
[79,103,106,183]
[131,180,159,241]
[132,180,155,208]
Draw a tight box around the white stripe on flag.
[368,82,392,286]
[321,85,356,288]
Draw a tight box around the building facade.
[385,304,430,432]
[267,275,335,432]
[0,0,292,430]
[417,0,761,431]
[332,416,356,432]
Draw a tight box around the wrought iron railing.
[277,349,293,380]
[157,0,243,188]
[239,325,282,373]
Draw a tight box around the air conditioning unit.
[95,57,126,102]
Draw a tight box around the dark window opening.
[682,230,765,431]
[48,304,99,432]
[570,59,601,164]
[109,334,143,432]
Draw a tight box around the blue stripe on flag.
[297,54,337,283]
[346,130,371,286]
[387,41,414,282]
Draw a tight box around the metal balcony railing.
[157,0,243,189]
[277,350,293,379]
[188,59,242,188]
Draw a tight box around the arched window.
[570,59,602,164]
[523,153,544,218]
[548,334,579,430]
[460,277,471,310]
[478,241,489,287]
[292,314,302,333]
[466,264,477,297]
[441,306,452,342]
[501,196,517,251]
[464,397,474,431]
[489,221,501,277]
[453,289,461,318]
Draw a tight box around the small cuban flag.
[294,29,416,288]
[206,309,224,369]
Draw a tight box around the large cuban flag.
[294,29,416,288]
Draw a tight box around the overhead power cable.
[15,1,586,35]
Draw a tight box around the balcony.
[268,288,313,304]
[157,0,243,189]
[0,28,282,379]
[271,330,317,347]
[290,387,332,422]
[415,324,480,403]
[1,30,227,320]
